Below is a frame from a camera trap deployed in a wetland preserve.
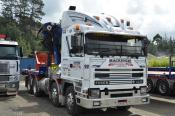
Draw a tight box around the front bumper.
[77,94,150,109]
[0,81,19,95]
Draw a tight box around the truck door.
[68,33,84,80]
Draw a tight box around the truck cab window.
[70,33,84,57]
[0,45,18,60]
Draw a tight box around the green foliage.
[148,33,175,56]
[148,56,169,67]
[0,0,45,57]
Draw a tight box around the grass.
[148,56,169,67]
[147,53,172,67]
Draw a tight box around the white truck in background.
[0,34,22,95]
[24,6,150,116]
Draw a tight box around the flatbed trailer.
[147,56,175,95]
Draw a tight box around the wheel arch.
[63,82,74,96]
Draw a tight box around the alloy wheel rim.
[159,83,166,93]
[52,88,58,102]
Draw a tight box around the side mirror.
[70,34,83,54]
[70,35,77,53]
[143,38,150,56]
[19,47,23,57]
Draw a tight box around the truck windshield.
[0,45,18,60]
[85,33,145,57]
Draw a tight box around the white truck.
[24,6,150,116]
[0,34,22,95]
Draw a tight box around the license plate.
[0,84,5,88]
[118,100,127,105]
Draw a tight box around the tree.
[29,0,45,25]
[152,34,162,45]
[14,0,30,25]
[0,0,45,57]
[1,0,16,22]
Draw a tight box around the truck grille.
[111,93,133,98]
[0,76,9,81]
[0,63,9,74]
[95,68,143,85]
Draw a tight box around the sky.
[42,0,175,39]
[0,0,175,39]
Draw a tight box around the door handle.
[16,61,18,72]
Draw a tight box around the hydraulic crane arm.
[37,22,62,65]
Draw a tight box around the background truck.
[147,55,175,95]
[23,6,150,116]
[0,34,22,95]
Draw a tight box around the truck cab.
[0,34,21,95]
[61,10,149,112]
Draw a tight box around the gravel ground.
[0,81,175,116]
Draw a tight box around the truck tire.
[27,78,33,94]
[147,79,154,93]
[65,86,80,116]
[157,80,170,96]
[172,83,175,95]
[50,82,61,107]
[117,106,131,111]
[33,79,42,97]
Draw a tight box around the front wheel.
[65,86,81,116]
[147,79,154,93]
[50,83,61,107]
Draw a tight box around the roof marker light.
[0,34,7,40]
[75,24,80,30]
[94,16,100,20]
[106,17,111,23]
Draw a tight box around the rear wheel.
[50,82,61,107]
[33,79,42,97]
[147,79,154,93]
[157,80,170,96]
[172,83,175,95]
[65,86,81,116]
[27,78,33,94]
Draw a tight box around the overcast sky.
[42,0,175,39]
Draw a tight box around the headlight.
[140,86,147,94]
[9,76,18,81]
[88,88,101,99]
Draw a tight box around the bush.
[148,56,169,67]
